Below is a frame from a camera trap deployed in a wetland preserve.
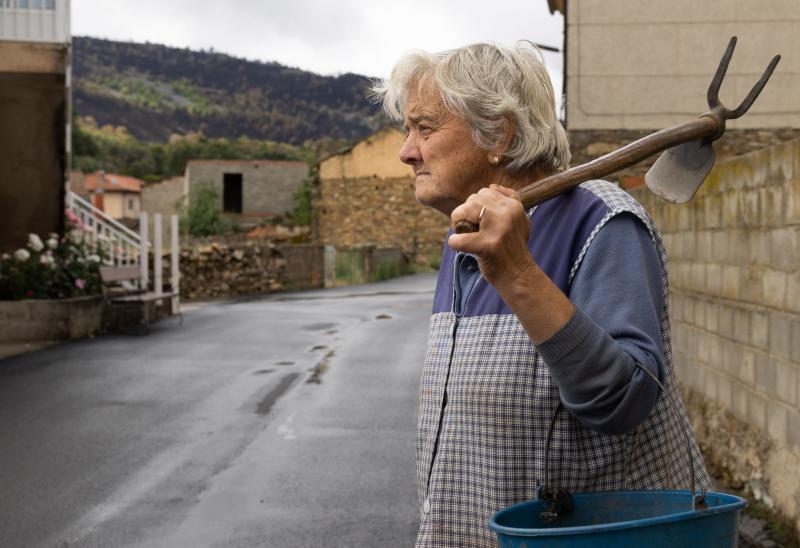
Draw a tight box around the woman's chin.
[415,187,457,217]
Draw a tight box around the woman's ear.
[488,115,516,165]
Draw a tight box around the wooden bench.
[100,265,181,331]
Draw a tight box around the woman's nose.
[399,134,421,166]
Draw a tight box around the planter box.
[0,296,104,342]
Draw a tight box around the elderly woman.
[375,42,711,547]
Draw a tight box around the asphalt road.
[0,273,437,548]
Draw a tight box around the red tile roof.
[84,173,144,193]
[186,159,307,167]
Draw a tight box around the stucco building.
[0,0,71,251]
[547,0,800,183]
[184,159,308,227]
[315,127,449,260]
[83,172,143,220]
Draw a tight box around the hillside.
[72,37,386,144]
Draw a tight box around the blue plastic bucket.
[489,490,746,547]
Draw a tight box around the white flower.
[1,253,9,260]
[46,238,59,250]
[27,234,44,252]
[87,254,101,263]
[69,229,83,242]
[40,254,55,267]
[14,249,30,262]
[48,232,59,240]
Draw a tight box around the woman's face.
[399,84,492,216]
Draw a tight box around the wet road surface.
[0,273,437,547]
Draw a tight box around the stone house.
[547,0,800,185]
[315,127,449,261]
[83,172,143,220]
[184,159,308,227]
[0,0,71,251]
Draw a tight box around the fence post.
[139,211,149,291]
[324,245,336,288]
[170,214,180,314]
[154,213,163,304]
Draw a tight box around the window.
[45,0,55,9]
[128,198,135,211]
[223,173,243,213]
[18,0,30,8]
[30,0,42,8]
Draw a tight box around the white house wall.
[566,0,800,130]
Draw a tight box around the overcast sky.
[72,0,564,98]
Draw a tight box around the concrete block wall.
[631,137,800,532]
[185,160,308,223]
[141,176,184,249]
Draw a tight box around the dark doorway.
[223,173,243,213]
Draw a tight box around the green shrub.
[289,174,314,226]
[179,182,234,236]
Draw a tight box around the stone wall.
[159,236,409,300]
[316,127,449,262]
[630,138,800,535]
[315,176,448,260]
[569,128,800,187]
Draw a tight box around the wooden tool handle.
[454,115,719,234]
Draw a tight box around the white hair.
[373,41,570,172]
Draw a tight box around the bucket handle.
[540,363,706,521]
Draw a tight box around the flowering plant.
[0,211,112,300]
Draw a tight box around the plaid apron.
[415,181,711,547]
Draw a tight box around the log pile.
[162,241,285,300]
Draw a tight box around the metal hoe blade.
[645,36,781,203]
[646,140,716,204]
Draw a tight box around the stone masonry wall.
[315,176,449,261]
[630,138,800,535]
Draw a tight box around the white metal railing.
[65,191,180,309]
[0,0,69,44]
[66,190,146,266]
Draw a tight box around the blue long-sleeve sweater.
[454,212,663,434]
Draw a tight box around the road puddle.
[307,350,335,384]
[256,373,300,416]
[302,322,337,331]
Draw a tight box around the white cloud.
[72,0,563,79]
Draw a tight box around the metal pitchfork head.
[645,36,782,204]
